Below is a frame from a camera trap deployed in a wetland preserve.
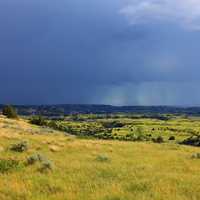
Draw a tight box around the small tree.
[2,105,18,119]
[29,115,46,126]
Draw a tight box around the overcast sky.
[1,0,200,105]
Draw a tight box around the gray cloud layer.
[0,0,200,105]
[120,0,200,30]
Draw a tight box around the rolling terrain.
[0,115,200,200]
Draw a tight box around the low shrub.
[10,141,29,152]
[39,160,54,173]
[26,153,54,172]
[191,153,200,159]
[27,154,40,165]
[95,155,110,162]
[136,134,150,141]
[169,136,175,141]
[101,121,125,129]
[30,116,47,126]
[95,132,113,140]
[48,121,59,130]
[0,159,21,173]
[147,134,152,137]
[181,136,200,146]
[152,136,164,143]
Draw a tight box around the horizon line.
[1,103,200,108]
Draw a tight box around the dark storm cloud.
[1,0,200,105]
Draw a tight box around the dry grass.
[0,116,200,200]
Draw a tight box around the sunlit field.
[59,115,200,142]
[0,115,200,200]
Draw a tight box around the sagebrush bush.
[27,153,48,163]
[95,155,110,162]
[10,141,29,152]
[27,153,54,172]
[27,154,40,165]
[39,160,54,173]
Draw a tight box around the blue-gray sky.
[1,0,200,105]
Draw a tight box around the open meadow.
[0,114,200,200]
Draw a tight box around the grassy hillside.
[0,116,200,200]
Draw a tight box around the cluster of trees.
[2,105,18,119]
[29,116,74,133]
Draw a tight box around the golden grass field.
[0,115,200,200]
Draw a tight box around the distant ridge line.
[1,104,200,116]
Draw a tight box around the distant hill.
[1,104,200,116]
